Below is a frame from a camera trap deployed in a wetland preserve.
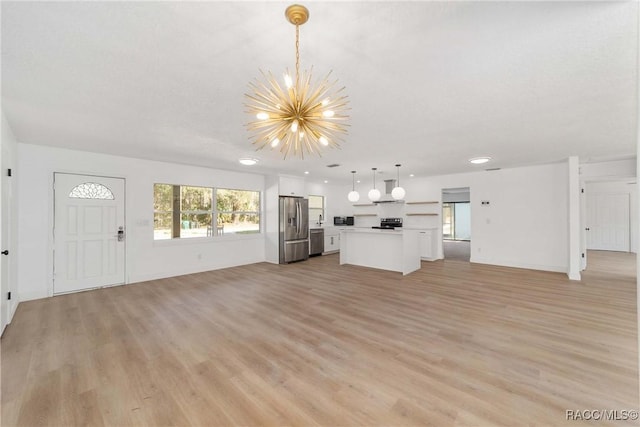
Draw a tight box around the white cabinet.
[324,234,340,253]
[279,176,306,197]
[418,229,437,260]
[323,227,342,254]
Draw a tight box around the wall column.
[568,156,581,281]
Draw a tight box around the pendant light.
[368,167,381,201]
[391,163,406,200]
[347,171,360,202]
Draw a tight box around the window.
[153,184,260,240]
[69,182,114,200]
[308,195,325,224]
[154,184,175,240]
[216,189,260,235]
[180,186,213,239]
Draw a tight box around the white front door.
[54,173,125,294]
[587,192,630,252]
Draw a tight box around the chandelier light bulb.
[245,4,350,159]
[284,73,293,88]
[271,138,280,147]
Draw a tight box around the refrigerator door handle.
[296,202,301,235]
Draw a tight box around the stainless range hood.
[374,179,405,204]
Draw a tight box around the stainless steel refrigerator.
[279,196,309,263]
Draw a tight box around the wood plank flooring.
[2,251,638,426]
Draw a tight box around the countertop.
[341,228,404,235]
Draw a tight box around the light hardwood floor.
[2,251,638,426]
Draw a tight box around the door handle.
[1,250,8,255]
[116,226,125,242]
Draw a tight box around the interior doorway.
[442,187,470,261]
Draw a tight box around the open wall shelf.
[405,201,439,205]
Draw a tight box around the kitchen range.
[372,218,403,230]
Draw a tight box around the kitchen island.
[339,228,421,275]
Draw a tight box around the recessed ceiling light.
[304,171,309,175]
[323,180,328,184]
[239,158,258,166]
[356,180,361,183]
[469,157,491,165]
[409,174,415,177]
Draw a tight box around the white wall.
[443,190,471,203]
[402,162,569,273]
[1,113,19,325]
[581,159,636,181]
[17,143,266,301]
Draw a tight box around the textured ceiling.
[1,1,638,184]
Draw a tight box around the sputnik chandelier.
[245,4,350,159]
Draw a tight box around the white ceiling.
[2,1,638,184]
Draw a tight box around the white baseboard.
[18,290,49,302]
[471,256,567,274]
[129,258,266,284]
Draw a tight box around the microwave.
[334,216,354,226]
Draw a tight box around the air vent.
[326,164,341,168]
[485,168,501,171]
